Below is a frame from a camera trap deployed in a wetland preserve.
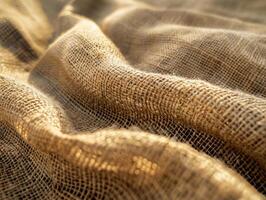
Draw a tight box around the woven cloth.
[0,0,265,199]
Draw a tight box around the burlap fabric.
[0,0,265,199]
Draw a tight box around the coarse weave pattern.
[0,0,265,199]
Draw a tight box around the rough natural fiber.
[0,0,265,199]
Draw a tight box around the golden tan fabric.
[0,0,265,199]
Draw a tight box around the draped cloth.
[0,0,265,199]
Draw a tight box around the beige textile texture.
[0,0,266,199]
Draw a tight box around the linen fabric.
[0,0,265,199]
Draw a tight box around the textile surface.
[0,0,265,199]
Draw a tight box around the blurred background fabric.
[0,0,265,199]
